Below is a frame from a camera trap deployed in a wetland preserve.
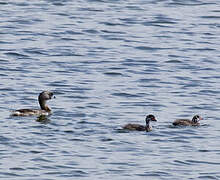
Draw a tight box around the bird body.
[123,124,152,131]
[12,109,51,116]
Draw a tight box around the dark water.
[1,0,220,179]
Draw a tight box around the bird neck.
[39,99,51,112]
[145,120,150,127]
[145,123,152,132]
[192,118,198,123]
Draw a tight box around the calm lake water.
[1,0,220,179]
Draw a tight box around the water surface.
[0,0,220,179]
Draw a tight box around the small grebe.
[173,115,202,126]
[11,91,55,116]
[123,114,157,132]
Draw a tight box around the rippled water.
[1,0,220,179]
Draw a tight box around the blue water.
[1,0,220,179]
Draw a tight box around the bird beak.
[152,118,157,122]
[199,117,203,121]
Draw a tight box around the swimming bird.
[172,115,203,126]
[122,114,157,132]
[11,91,55,116]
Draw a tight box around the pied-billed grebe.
[123,114,157,132]
[11,91,55,116]
[173,115,203,126]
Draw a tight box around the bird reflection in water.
[36,115,51,124]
